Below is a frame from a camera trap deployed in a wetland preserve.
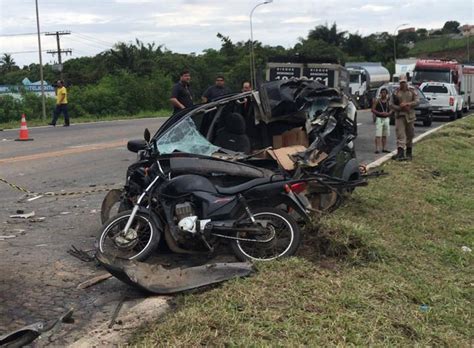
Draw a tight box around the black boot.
[406,147,412,161]
[392,147,405,161]
[392,147,406,161]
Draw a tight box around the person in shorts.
[371,87,391,154]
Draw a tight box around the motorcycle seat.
[215,175,284,195]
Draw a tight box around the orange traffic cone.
[15,114,34,141]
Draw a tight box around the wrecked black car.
[96,78,366,293]
[101,78,364,223]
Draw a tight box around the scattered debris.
[12,229,26,234]
[68,245,96,262]
[9,211,35,219]
[30,217,46,223]
[461,246,472,253]
[77,273,113,290]
[35,244,48,247]
[60,212,71,215]
[0,308,74,347]
[419,304,430,312]
[90,209,98,214]
[27,195,44,202]
[108,296,128,328]
[97,252,254,294]
[0,235,17,240]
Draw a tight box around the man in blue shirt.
[202,75,231,103]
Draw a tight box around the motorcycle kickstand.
[200,235,215,254]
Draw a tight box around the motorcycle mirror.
[144,128,151,143]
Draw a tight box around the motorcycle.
[97,130,311,262]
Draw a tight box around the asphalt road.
[0,111,463,344]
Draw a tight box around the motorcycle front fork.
[122,174,161,234]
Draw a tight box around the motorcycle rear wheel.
[97,210,160,261]
[230,207,301,262]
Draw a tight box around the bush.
[0,69,175,122]
[68,69,173,116]
[0,93,55,123]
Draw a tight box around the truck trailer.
[345,62,390,109]
[265,62,350,95]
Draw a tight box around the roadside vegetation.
[131,116,473,346]
[409,36,471,56]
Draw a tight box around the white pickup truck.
[420,82,463,120]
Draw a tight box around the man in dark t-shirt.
[170,70,193,114]
[202,75,231,103]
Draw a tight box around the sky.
[0,0,473,67]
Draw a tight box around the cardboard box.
[272,127,309,149]
[266,145,306,171]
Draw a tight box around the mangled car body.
[97,78,365,292]
[108,78,362,221]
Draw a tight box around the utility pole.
[35,0,46,121]
[45,31,72,80]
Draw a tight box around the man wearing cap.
[390,75,419,160]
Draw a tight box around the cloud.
[224,15,249,23]
[360,4,392,12]
[282,16,319,24]
[115,0,152,3]
[42,12,114,26]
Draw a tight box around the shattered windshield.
[156,116,219,156]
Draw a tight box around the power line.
[0,32,45,37]
[66,36,110,50]
[1,50,49,54]
[75,32,115,47]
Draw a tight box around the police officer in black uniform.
[170,70,193,114]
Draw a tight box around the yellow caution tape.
[1,176,119,197]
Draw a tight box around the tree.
[442,21,460,34]
[0,53,19,73]
[293,38,345,64]
[308,23,346,47]
[416,28,428,40]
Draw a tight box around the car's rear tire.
[423,113,432,127]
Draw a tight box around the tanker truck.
[345,62,390,109]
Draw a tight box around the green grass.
[0,109,170,129]
[409,35,471,56]
[131,116,474,346]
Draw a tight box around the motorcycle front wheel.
[97,210,160,261]
[230,207,301,262]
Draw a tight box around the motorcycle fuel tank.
[160,174,217,196]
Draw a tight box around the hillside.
[408,36,471,61]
